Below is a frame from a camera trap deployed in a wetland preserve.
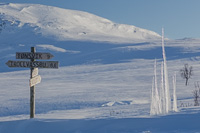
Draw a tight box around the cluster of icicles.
[150,29,178,115]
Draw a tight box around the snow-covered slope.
[0,3,161,43]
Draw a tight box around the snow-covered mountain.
[0,3,161,43]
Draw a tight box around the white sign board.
[32,68,38,77]
[30,75,41,87]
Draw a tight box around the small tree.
[180,64,193,86]
[193,82,200,106]
[193,90,199,106]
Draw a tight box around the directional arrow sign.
[30,75,41,87]
[6,60,59,68]
[16,52,54,60]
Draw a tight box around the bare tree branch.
[180,64,193,86]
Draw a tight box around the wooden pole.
[30,47,35,118]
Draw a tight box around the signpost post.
[30,47,35,118]
[6,47,59,118]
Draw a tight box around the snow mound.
[102,101,133,107]
[0,3,161,43]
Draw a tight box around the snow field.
[0,49,200,132]
[0,58,199,119]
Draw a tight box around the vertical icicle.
[150,77,155,115]
[160,61,166,114]
[173,72,178,112]
[162,28,171,113]
[154,59,158,100]
[154,59,162,114]
[150,59,162,115]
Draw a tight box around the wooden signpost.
[6,47,59,118]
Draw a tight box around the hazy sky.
[1,0,200,39]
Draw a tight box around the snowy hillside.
[0,3,161,43]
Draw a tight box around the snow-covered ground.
[1,57,200,132]
[1,3,200,133]
[1,107,200,133]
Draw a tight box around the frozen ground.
[1,107,200,133]
[0,57,200,132]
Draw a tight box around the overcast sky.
[1,0,200,39]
